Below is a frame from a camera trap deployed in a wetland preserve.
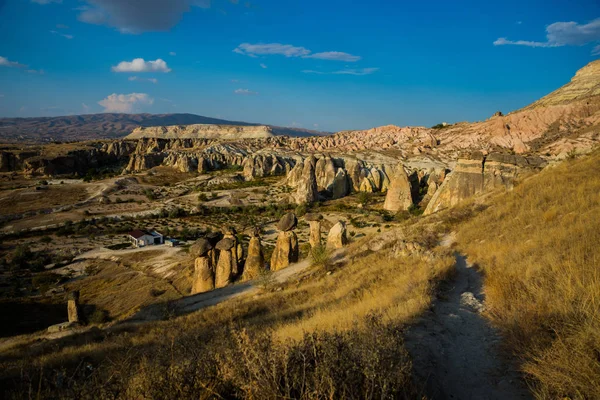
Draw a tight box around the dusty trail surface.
[405,252,531,400]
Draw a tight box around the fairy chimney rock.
[327,221,348,250]
[305,213,323,248]
[67,291,80,323]
[191,238,215,294]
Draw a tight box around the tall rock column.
[327,221,348,250]
[190,238,215,294]
[305,213,323,249]
[270,213,299,271]
[67,291,80,323]
[383,164,414,212]
[293,157,318,204]
[242,228,265,281]
[215,238,236,288]
[222,226,242,277]
[206,231,222,271]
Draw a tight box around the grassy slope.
[0,220,454,398]
[457,149,600,399]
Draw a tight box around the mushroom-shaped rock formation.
[270,231,299,271]
[222,226,240,276]
[277,212,298,232]
[327,221,348,250]
[270,215,299,271]
[206,231,222,269]
[191,238,215,294]
[383,164,414,212]
[305,213,323,248]
[215,238,236,288]
[242,228,265,280]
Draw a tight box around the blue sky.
[0,0,599,132]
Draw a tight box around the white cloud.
[82,103,90,113]
[0,56,26,68]
[494,18,600,54]
[31,0,62,4]
[260,63,267,69]
[302,69,325,74]
[304,51,361,62]
[302,67,379,76]
[50,30,74,39]
[234,88,258,95]
[234,43,362,63]
[169,51,177,56]
[98,93,154,113]
[493,37,555,48]
[112,58,171,73]
[234,43,310,57]
[333,67,379,75]
[129,76,158,83]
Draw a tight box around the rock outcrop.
[383,164,414,212]
[424,152,547,215]
[327,221,348,249]
[222,226,241,277]
[67,291,80,323]
[271,213,299,271]
[293,157,319,204]
[215,238,236,288]
[191,238,215,294]
[242,228,265,281]
[315,156,337,192]
[127,124,275,140]
[305,213,323,248]
[331,168,350,199]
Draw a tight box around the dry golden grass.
[66,260,183,320]
[457,149,600,399]
[0,184,90,215]
[274,251,453,341]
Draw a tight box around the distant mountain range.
[0,113,330,143]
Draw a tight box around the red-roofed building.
[127,230,164,247]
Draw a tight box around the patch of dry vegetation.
[66,260,184,320]
[457,149,600,399]
[0,184,90,215]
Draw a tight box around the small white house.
[127,230,164,248]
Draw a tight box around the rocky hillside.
[0,113,328,143]
[432,60,600,155]
[126,124,275,140]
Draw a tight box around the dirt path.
[405,252,531,400]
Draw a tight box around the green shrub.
[309,245,330,269]
[89,309,109,324]
[357,191,371,206]
[31,272,61,294]
[198,193,208,202]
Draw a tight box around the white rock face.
[126,124,275,140]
